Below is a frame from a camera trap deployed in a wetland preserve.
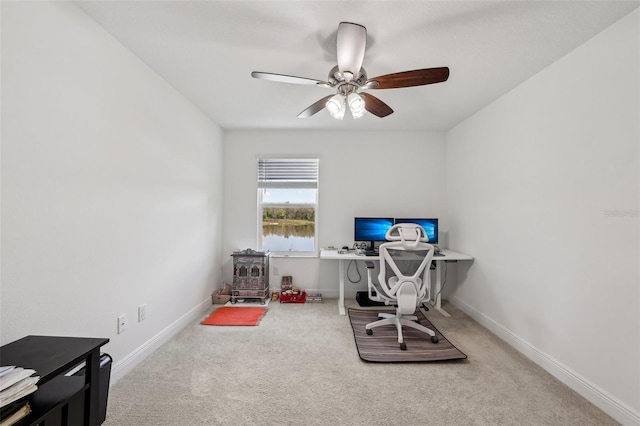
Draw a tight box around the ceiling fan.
[251,22,449,120]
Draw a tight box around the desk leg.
[431,260,451,317]
[84,348,101,426]
[338,259,346,315]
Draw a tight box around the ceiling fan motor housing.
[328,65,368,89]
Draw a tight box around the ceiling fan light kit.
[252,22,449,121]
[327,94,346,120]
[347,92,366,119]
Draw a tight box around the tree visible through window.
[257,158,318,254]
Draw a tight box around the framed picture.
[281,275,293,290]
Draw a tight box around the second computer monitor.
[354,217,394,250]
[394,218,438,244]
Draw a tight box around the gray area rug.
[348,308,467,362]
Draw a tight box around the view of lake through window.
[258,158,318,253]
[262,209,315,251]
[262,208,315,251]
[261,188,316,252]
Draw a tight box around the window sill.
[268,252,319,259]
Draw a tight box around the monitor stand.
[364,241,377,255]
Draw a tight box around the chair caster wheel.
[431,336,439,343]
[400,343,407,350]
[366,329,373,335]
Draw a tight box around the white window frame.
[257,157,319,256]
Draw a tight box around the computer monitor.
[354,217,394,251]
[394,218,438,244]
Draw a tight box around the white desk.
[319,248,473,317]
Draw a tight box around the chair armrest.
[365,261,375,269]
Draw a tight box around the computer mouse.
[342,246,349,250]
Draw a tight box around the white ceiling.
[75,1,638,131]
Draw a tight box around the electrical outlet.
[117,314,127,334]
[138,304,147,322]
[273,266,279,275]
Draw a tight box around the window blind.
[257,158,319,189]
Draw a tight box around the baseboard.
[300,288,359,299]
[110,297,212,385]
[450,296,640,426]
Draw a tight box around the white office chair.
[365,223,438,350]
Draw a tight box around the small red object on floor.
[280,290,307,303]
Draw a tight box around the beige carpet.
[103,300,616,425]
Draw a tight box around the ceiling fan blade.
[336,22,366,78]
[251,71,329,86]
[360,93,394,118]
[367,67,450,89]
[297,95,334,118]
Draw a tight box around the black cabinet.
[0,335,109,426]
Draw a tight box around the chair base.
[365,310,439,350]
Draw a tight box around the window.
[257,158,319,255]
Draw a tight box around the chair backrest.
[385,223,429,246]
[377,224,435,310]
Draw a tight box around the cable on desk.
[347,259,362,283]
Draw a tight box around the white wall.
[223,130,447,296]
[1,1,224,381]
[446,10,639,424]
